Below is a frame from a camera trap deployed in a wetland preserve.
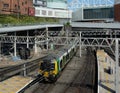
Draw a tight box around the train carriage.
[38,44,77,82]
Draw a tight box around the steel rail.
[17,75,44,93]
[0,57,43,81]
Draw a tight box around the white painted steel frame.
[68,0,114,10]
[0,30,119,93]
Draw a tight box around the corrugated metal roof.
[72,22,120,29]
[42,45,73,62]
[0,24,63,33]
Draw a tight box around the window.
[22,2,24,6]
[3,4,9,8]
[84,7,114,19]
[50,63,55,70]
[48,11,52,16]
[25,8,27,12]
[15,4,17,8]
[60,60,63,69]
[40,63,45,70]
[25,1,27,4]
[42,10,46,15]
[18,6,20,10]
[66,54,69,61]
[35,10,40,15]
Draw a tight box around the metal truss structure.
[0,36,47,44]
[0,30,117,55]
[68,0,114,10]
[0,28,119,93]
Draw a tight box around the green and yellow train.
[38,44,77,82]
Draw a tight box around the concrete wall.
[115,0,120,4]
[72,8,83,22]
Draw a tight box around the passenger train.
[38,44,78,82]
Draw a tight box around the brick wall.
[0,0,34,15]
[114,4,120,22]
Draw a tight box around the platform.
[97,50,120,93]
[0,76,32,93]
[0,50,51,93]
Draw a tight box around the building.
[33,0,67,9]
[114,0,120,22]
[35,7,72,22]
[0,0,34,15]
[72,6,114,22]
[34,0,72,23]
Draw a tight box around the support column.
[0,41,1,61]
[81,3,83,20]
[67,29,68,44]
[14,32,17,57]
[115,39,119,93]
[27,31,29,48]
[34,34,37,54]
[46,26,48,50]
[79,32,82,57]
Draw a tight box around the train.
[38,44,78,82]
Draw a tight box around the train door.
[63,56,66,66]
[59,60,63,70]
[66,53,69,64]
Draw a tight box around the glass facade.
[33,0,47,7]
[84,7,114,19]
[46,0,67,9]
[47,0,67,3]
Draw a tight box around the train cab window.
[40,63,45,70]
[50,63,55,70]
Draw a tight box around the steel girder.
[0,36,47,44]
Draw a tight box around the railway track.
[32,47,97,93]
[0,56,44,81]
[61,47,96,93]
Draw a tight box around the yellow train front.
[39,55,59,82]
[38,44,77,82]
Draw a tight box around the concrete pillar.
[46,26,49,50]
